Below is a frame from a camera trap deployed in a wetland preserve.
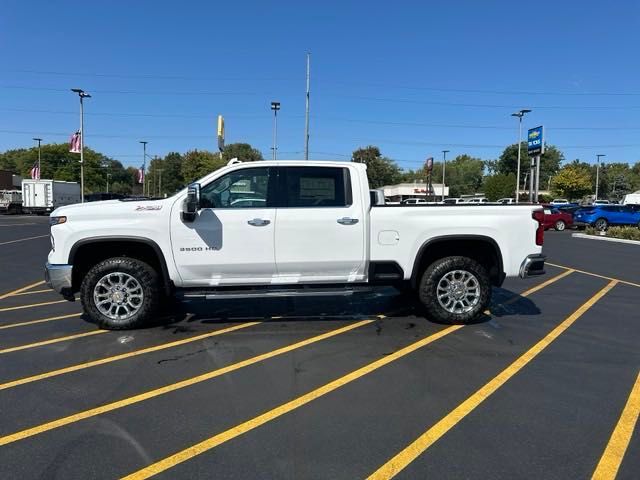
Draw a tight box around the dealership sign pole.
[527,126,544,203]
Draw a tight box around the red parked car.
[542,206,573,231]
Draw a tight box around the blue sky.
[1,0,639,170]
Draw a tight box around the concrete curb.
[572,232,640,246]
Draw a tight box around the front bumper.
[519,254,546,279]
[45,263,74,298]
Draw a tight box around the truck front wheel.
[418,256,491,324]
[80,257,160,330]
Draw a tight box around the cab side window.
[200,167,271,209]
[283,167,352,208]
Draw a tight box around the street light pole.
[106,173,111,193]
[140,141,148,196]
[270,101,280,160]
[157,168,163,197]
[304,53,311,160]
[32,137,42,179]
[595,154,606,201]
[71,89,91,203]
[441,150,449,202]
[511,109,532,203]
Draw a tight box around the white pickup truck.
[46,160,545,329]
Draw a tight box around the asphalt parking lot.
[0,215,638,480]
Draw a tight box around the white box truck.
[0,190,23,214]
[22,179,81,215]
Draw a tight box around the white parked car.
[593,200,610,205]
[401,198,429,205]
[466,197,489,204]
[442,198,466,205]
[497,198,515,204]
[550,199,570,206]
[46,160,545,329]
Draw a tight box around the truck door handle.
[337,217,359,225]
[247,218,271,226]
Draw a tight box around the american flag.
[69,131,81,154]
[30,163,40,180]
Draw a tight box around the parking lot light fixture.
[270,101,280,160]
[511,109,532,203]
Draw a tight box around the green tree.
[551,164,592,200]
[181,149,224,184]
[351,146,401,188]
[0,143,132,194]
[484,173,516,201]
[160,152,185,195]
[222,143,263,162]
[498,143,563,190]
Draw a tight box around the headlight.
[49,216,67,226]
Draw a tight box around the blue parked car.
[573,205,640,231]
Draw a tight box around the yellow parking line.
[0,319,374,447]
[0,330,107,355]
[0,280,46,300]
[367,280,617,480]
[547,262,640,289]
[592,371,640,480]
[484,269,575,315]
[508,268,575,300]
[0,321,260,391]
[10,288,53,296]
[0,234,49,246]
[0,313,81,330]
[121,324,462,480]
[0,299,68,312]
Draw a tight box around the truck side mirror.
[369,189,385,206]
[182,183,201,222]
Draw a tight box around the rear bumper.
[519,254,546,279]
[44,263,74,298]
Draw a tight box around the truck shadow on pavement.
[106,286,541,331]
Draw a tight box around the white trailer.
[621,191,640,206]
[22,179,81,215]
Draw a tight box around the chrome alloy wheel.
[436,269,481,314]
[93,272,144,320]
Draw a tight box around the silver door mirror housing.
[182,183,201,222]
[369,189,385,206]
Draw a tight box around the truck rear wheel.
[418,256,491,324]
[80,257,160,330]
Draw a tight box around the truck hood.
[51,198,172,219]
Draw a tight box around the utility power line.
[2,129,640,149]
[3,108,640,131]
[4,85,640,109]
[7,69,640,97]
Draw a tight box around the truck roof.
[230,160,365,170]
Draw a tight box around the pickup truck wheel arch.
[68,237,173,296]
[410,235,504,288]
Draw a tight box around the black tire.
[594,218,608,231]
[555,220,566,231]
[418,256,491,324]
[80,257,160,330]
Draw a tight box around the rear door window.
[281,167,352,207]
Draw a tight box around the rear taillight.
[532,209,544,246]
